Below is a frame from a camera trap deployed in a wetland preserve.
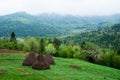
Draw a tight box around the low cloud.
[0,0,120,16]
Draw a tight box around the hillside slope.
[63,24,120,51]
[0,12,120,37]
[0,53,120,80]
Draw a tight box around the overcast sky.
[0,0,120,16]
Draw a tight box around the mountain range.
[0,12,120,37]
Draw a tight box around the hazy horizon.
[0,0,120,16]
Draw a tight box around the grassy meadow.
[0,53,120,80]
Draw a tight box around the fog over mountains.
[0,12,120,37]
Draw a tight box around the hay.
[45,54,55,64]
[22,51,36,66]
[32,54,50,70]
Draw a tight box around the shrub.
[58,45,67,58]
[112,55,120,69]
[16,42,24,51]
[101,52,111,66]
[100,50,117,68]
[58,45,77,58]
[53,50,59,57]
[81,42,103,62]
[8,42,15,50]
[25,37,39,53]
[73,52,86,60]
[45,43,56,54]
[23,42,30,52]
[73,45,84,59]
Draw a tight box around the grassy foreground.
[0,53,120,80]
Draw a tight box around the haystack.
[22,51,36,66]
[45,54,55,64]
[32,54,50,70]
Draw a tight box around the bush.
[16,42,24,51]
[8,42,16,50]
[81,42,103,62]
[100,50,120,69]
[73,45,84,59]
[58,45,79,58]
[23,42,31,52]
[54,50,59,57]
[58,45,67,58]
[25,37,39,53]
[45,43,56,54]
[74,52,86,60]
[101,52,111,66]
[113,55,120,69]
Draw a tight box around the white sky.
[0,0,120,16]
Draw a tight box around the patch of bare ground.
[0,49,28,54]
[0,70,6,74]
[69,65,81,69]
[15,68,27,72]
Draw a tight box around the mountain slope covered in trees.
[0,12,120,37]
[62,24,120,53]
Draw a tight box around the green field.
[0,53,120,80]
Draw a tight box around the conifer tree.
[10,32,17,43]
[39,39,45,54]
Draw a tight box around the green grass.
[0,53,120,80]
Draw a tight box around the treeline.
[0,35,120,69]
[0,12,120,37]
[63,24,120,54]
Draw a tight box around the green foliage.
[0,12,119,38]
[0,37,10,49]
[25,37,39,52]
[81,42,103,62]
[73,46,85,59]
[7,42,16,50]
[39,39,45,54]
[100,50,120,69]
[22,42,30,52]
[10,32,17,43]
[58,45,67,58]
[101,52,111,66]
[16,42,24,51]
[63,24,120,52]
[112,55,120,69]
[58,45,78,58]
[0,37,18,50]
[66,45,75,58]
[0,53,120,80]
[45,43,56,54]
[52,38,61,50]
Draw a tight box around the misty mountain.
[0,12,120,37]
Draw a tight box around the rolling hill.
[0,53,120,80]
[0,12,120,37]
[62,23,120,52]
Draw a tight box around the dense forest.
[0,23,120,69]
[62,24,120,54]
[0,12,120,37]
[0,12,120,69]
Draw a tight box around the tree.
[25,37,39,52]
[10,32,17,43]
[53,38,61,50]
[45,43,56,54]
[81,42,103,63]
[39,39,45,54]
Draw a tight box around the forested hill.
[62,24,120,52]
[0,12,120,37]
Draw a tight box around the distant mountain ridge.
[0,12,120,37]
